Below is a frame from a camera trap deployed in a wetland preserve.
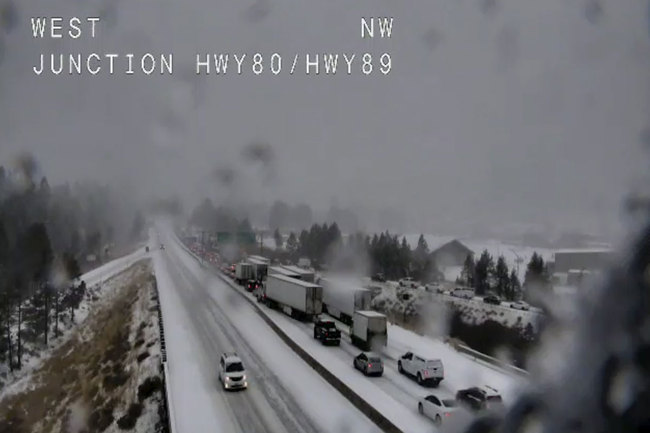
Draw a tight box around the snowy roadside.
[0,259,168,433]
[0,247,147,393]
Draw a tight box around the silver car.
[353,352,384,376]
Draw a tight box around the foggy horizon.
[1,0,648,240]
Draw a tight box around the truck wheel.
[398,361,403,374]
[433,379,441,388]
[417,373,423,385]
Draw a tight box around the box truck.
[263,274,323,321]
[247,257,269,281]
[320,278,372,325]
[235,262,253,285]
[352,311,387,351]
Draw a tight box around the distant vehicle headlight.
[242,375,247,380]
[225,376,231,381]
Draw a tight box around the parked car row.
[438,287,534,311]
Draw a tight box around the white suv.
[218,352,248,390]
[398,351,444,387]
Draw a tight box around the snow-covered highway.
[154,224,528,433]
[151,227,380,433]
[214,268,525,433]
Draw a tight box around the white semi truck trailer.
[263,274,323,321]
[320,277,372,325]
[352,310,388,351]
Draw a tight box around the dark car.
[456,386,504,412]
[313,320,341,345]
[483,295,501,305]
[353,352,384,376]
[246,279,261,292]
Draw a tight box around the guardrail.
[151,275,176,433]
[455,343,529,377]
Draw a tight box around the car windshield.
[442,399,457,407]
[425,361,440,367]
[321,322,335,328]
[226,362,244,372]
[487,396,503,402]
[369,357,381,363]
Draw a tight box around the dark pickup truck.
[313,320,341,346]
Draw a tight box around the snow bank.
[0,248,147,396]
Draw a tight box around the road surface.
[152,227,380,433]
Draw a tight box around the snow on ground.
[172,228,531,432]
[383,325,524,402]
[402,234,555,281]
[155,226,380,433]
[370,281,541,332]
[0,247,148,396]
[248,304,435,433]
[125,270,166,433]
[0,260,165,433]
[82,247,149,289]
[151,242,226,433]
[432,292,542,330]
[211,260,525,433]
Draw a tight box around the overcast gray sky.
[1,0,648,237]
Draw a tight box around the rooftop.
[248,258,269,265]
[554,248,612,254]
[356,310,385,318]
[282,265,313,275]
[269,266,300,277]
[268,273,321,287]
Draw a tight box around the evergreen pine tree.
[494,255,510,298]
[461,254,476,288]
[286,232,298,254]
[474,249,494,295]
[399,236,411,279]
[524,252,549,291]
[509,269,522,301]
